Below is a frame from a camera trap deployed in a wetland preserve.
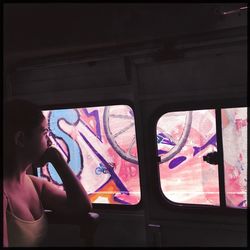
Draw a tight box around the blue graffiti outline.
[46,109,83,186]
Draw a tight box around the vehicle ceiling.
[4,3,247,72]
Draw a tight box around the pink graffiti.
[235,118,247,131]
[159,110,219,205]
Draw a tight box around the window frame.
[32,100,143,210]
[152,99,247,214]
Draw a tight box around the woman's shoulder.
[28,175,45,195]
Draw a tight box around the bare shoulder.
[28,174,45,194]
[28,174,64,195]
[28,175,68,213]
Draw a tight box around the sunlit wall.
[38,105,247,208]
[157,110,220,206]
[157,108,247,208]
[39,105,141,205]
[222,107,247,208]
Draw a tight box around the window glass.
[38,105,141,205]
[157,110,220,206]
[222,107,247,208]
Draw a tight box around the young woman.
[3,99,92,247]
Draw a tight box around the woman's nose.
[47,138,52,147]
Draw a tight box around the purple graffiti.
[82,108,102,142]
[158,149,168,155]
[114,195,131,205]
[157,132,176,146]
[193,134,217,156]
[238,200,247,208]
[78,131,129,194]
[169,156,187,169]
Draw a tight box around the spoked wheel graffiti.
[103,105,138,164]
[157,111,193,163]
[103,106,192,164]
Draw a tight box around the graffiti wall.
[222,107,247,208]
[38,105,247,208]
[157,109,220,206]
[157,108,247,208]
[39,105,141,205]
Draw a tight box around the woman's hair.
[4,99,45,166]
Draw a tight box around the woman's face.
[25,118,52,163]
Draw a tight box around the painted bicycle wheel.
[104,105,138,164]
[104,105,192,164]
[157,111,193,163]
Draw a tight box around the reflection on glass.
[38,105,141,205]
[222,107,247,208]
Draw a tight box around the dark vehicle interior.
[3,3,247,247]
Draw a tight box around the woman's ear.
[14,131,25,148]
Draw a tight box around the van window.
[38,105,141,205]
[157,107,247,209]
[222,107,247,208]
[157,109,220,206]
